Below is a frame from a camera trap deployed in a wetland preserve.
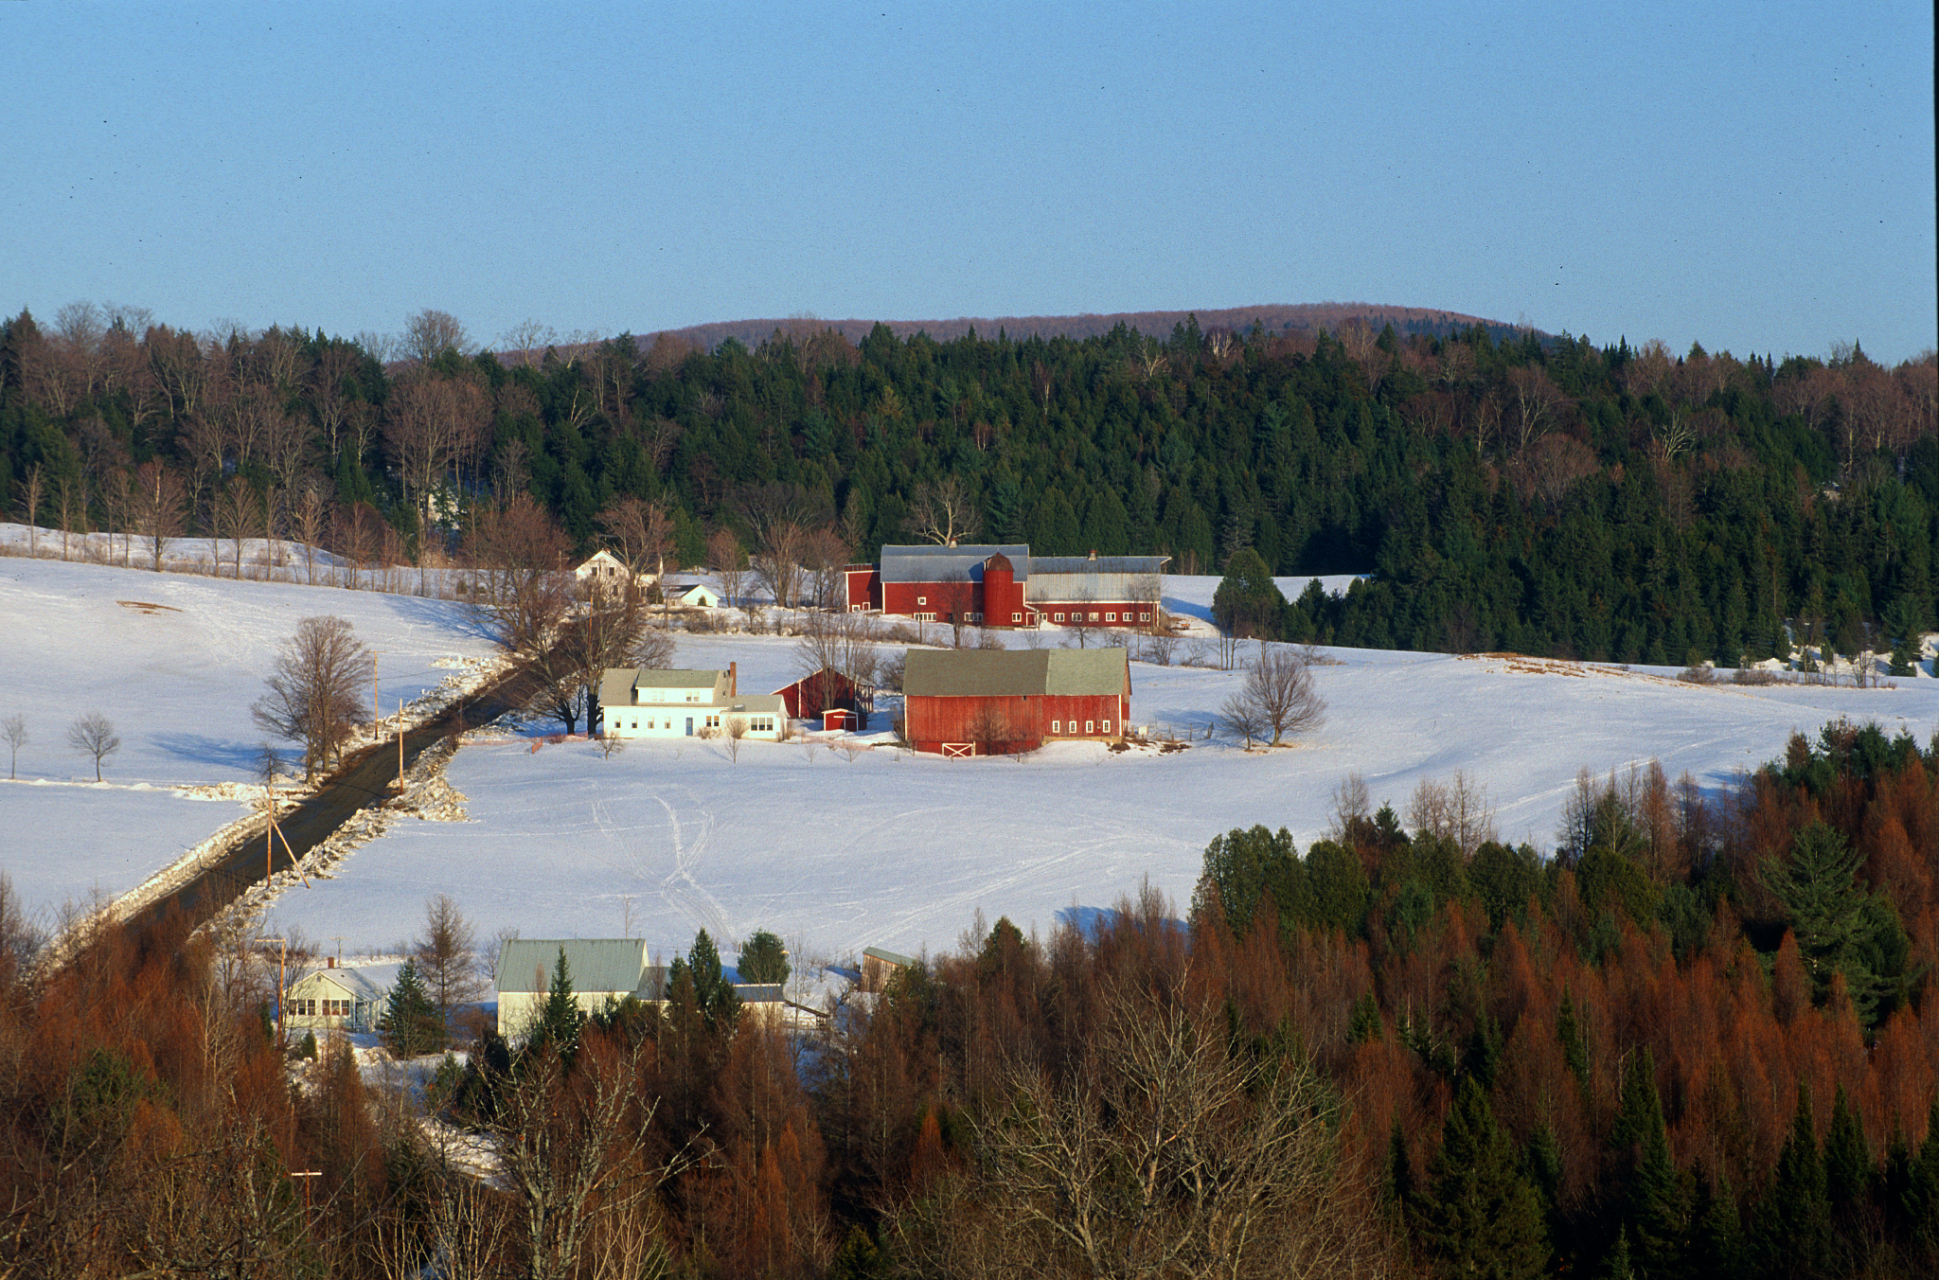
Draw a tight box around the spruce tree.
[1413,1076,1549,1280]
[1759,823,1886,1021]
[530,946,581,1056]
[381,958,441,1057]
[1751,1084,1833,1279]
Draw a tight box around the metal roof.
[902,647,1128,698]
[1045,647,1132,695]
[1029,555,1169,575]
[289,968,388,1001]
[879,544,1033,583]
[733,983,784,1004]
[497,939,655,996]
[863,945,916,967]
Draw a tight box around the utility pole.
[372,652,379,741]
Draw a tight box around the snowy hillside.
[2,539,1934,974]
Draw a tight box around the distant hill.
[644,303,1534,353]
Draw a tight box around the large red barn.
[901,647,1131,756]
[845,545,1167,630]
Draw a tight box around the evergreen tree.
[381,958,442,1057]
[1751,1084,1833,1279]
[529,946,582,1056]
[1211,546,1286,639]
[688,928,741,1031]
[738,928,790,985]
[1759,822,1889,1020]
[1413,1077,1549,1280]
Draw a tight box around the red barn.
[902,647,1131,756]
[846,545,1167,630]
[774,667,870,722]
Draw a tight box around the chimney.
[327,955,336,968]
[1088,548,1097,560]
[728,661,738,696]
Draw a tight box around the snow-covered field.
[3,537,1935,977]
[0,542,501,914]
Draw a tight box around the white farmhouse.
[283,963,387,1035]
[597,664,787,741]
[497,938,667,1038]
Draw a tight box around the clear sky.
[5,2,1933,363]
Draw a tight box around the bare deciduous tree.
[251,617,374,780]
[414,894,487,1041]
[910,475,983,546]
[131,459,186,571]
[3,714,26,780]
[402,307,473,365]
[708,527,747,611]
[1407,771,1498,859]
[1221,644,1325,746]
[67,712,120,781]
[904,967,1381,1279]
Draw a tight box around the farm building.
[774,666,872,724]
[844,545,1167,629]
[598,664,787,740]
[574,549,632,595]
[902,647,1131,755]
[496,938,670,1038]
[282,963,386,1035]
[861,945,915,992]
[654,576,720,609]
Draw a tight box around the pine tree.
[381,958,441,1057]
[1413,1077,1549,1279]
[688,929,741,1031]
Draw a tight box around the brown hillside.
[644,302,1531,354]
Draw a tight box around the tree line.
[3,304,1933,661]
[3,719,1935,1276]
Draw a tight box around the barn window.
[1011,612,1022,623]
[917,595,927,605]
[1105,612,1116,622]
[1102,720,1113,734]
[1085,721,1095,734]
[1089,612,1100,622]
[1054,612,1065,622]
[1051,720,1061,733]
[1139,612,1150,622]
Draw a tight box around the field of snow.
[4,539,1935,976]
[0,539,501,915]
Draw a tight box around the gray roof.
[290,967,388,1001]
[879,544,1032,584]
[498,939,656,996]
[902,647,1129,698]
[1029,555,1168,576]
[863,945,916,967]
[599,668,723,707]
[733,983,784,1004]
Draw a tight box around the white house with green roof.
[496,938,670,1037]
[596,664,787,741]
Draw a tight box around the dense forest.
[2,303,1933,664]
[4,720,1938,1277]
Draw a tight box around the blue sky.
[5,2,1933,362]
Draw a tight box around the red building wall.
[905,692,1128,754]
[882,579,982,621]
[844,567,880,611]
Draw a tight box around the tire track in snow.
[650,790,731,941]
